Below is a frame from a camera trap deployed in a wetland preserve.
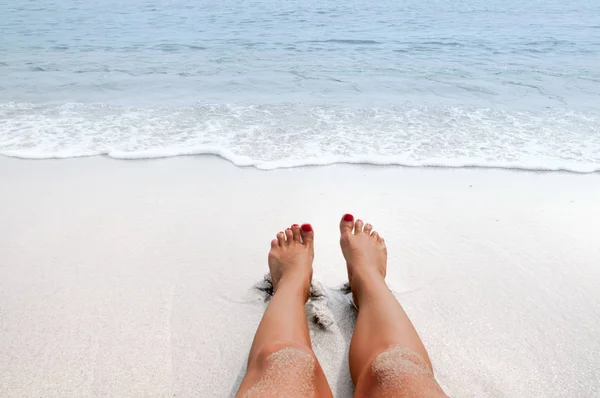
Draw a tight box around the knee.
[253,341,316,369]
[372,345,433,379]
[358,345,445,397]
[244,343,319,397]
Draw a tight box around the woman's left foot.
[268,223,315,300]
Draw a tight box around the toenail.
[356,219,362,223]
[279,231,284,235]
[343,214,354,222]
[286,228,291,231]
[301,224,312,232]
[292,224,299,227]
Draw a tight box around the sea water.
[1,0,599,171]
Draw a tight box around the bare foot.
[268,223,315,300]
[339,214,387,306]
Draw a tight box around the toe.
[291,224,302,241]
[354,219,364,234]
[372,231,379,241]
[300,224,314,246]
[340,213,354,237]
[277,231,285,246]
[364,223,373,235]
[285,228,294,244]
[271,239,279,248]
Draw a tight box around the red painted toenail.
[301,224,312,232]
[279,231,284,235]
[343,214,354,222]
[286,228,291,231]
[292,224,299,227]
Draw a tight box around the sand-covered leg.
[339,214,446,398]
[237,224,332,398]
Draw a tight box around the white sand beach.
[0,156,599,397]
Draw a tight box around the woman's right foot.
[339,214,387,306]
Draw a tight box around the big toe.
[300,223,314,246]
[340,213,354,238]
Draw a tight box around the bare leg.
[339,214,446,398]
[237,224,332,398]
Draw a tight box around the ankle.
[274,277,311,302]
[350,269,386,298]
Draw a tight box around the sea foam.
[1,102,598,173]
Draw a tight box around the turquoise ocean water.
[1,0,599,171]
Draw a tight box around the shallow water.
[1,0,599,170]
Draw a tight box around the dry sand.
[0,156,599,397]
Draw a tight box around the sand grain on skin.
[372,345,446,397]
[244,348,316,398]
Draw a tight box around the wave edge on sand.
[1,150,599,174]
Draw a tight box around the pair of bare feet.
[240,213,446,397]
[268,213,387,307]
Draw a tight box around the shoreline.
[2,153,599,175]
[1,156,599,397]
